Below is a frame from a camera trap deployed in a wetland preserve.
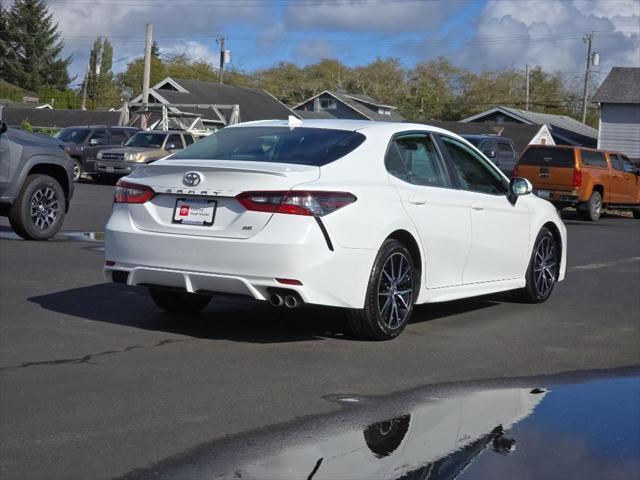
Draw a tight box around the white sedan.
[104,119,566,340]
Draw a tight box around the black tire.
[347,239,417,340]
[579,191,602,221]
[148,288,212,313]
[8,174,66,240]
[515,227,559,303]
[71,157,82,182]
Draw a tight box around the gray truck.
[0,120,74,240]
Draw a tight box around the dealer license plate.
[172,198,217,226]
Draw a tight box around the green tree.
[2,0,71,91]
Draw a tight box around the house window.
[319,99,337,110]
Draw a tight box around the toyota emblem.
[183,171,202,187]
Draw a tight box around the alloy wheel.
[533,236,556,298]
[591,194,601,218]
[30,187,59,230]
[377,252,413,329]
[72,161,81,182]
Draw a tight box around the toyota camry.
[104,119,566,340]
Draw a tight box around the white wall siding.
[598,103,640,159]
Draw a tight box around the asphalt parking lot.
[1,183,639,479]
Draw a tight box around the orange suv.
[514,145,640,221]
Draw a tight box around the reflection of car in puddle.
[234,388,545,480]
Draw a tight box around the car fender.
[4,153,74,207]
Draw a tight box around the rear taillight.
[114,180,155,204]
[572,169,583,188]
[236,191,357,216]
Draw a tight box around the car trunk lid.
[516,147,577,191]
[125,160,320,239]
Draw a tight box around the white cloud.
[453,0,640,73]
[284,0,465,32]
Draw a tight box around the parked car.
[0,120,74,240]
[104,120,567,340]
[514,145,640,221]
[95,130,196,184]
[462,135,518,177]
[53,125,139,183]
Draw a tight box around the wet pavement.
[121,370,640,480]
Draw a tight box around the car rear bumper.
[534,189,580,206]
[104,205,376,308]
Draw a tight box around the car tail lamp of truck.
[572,169,583,188]
[114,180,156,204]
[236,191,357,216]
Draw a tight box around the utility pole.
[141,23,153,128]
[80,61,89,111]
[217,35,225,84]
[581,32,593,124]
[525,64,530,111]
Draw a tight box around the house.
[127,77,297,133]
[460,106,598,148]
[1,105,120,129]
[424,120,554,156]
[592,67,640,162]
[293,90,405,121]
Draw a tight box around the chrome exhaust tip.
[269,294,284,307]
[284,295,299,308]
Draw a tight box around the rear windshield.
[170,127,366,166]
[519,147,575,168]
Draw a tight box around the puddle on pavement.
[0,230,104,242]
[130,372,640,480]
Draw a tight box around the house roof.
[460,106,598,141]
[137,78,297,124]
[295,110,334,119]
[423,120,544,155]
[1,106,120,128]
[592,67,640,104]
[293,90,405,122]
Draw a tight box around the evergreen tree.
[3,0,71,91]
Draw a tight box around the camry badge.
[183,171,202,187]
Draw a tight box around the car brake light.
[572,169,583,187]
[236,191,357,216]
[114,180,155,204]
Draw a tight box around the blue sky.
[41,0,640,88]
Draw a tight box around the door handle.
[471,202,484,211]
[408,195,427,205]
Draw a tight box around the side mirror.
[165,143,177,150]
[90,138,104,146]
[510,177,533,196]
[0,121,7,134]
[483,150,496,159]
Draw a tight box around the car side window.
[110,129,128,145]
[441,137,508,195]
[89,129,108,145]
[389,135,450,188]
[581,150,607,168]
[622,157,636,173]
[166,134,183,150]
[183,134,194,146]
[609,154,623,171]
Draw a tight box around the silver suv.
[0,121,74,240]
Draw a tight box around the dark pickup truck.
[53,125,139,182]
